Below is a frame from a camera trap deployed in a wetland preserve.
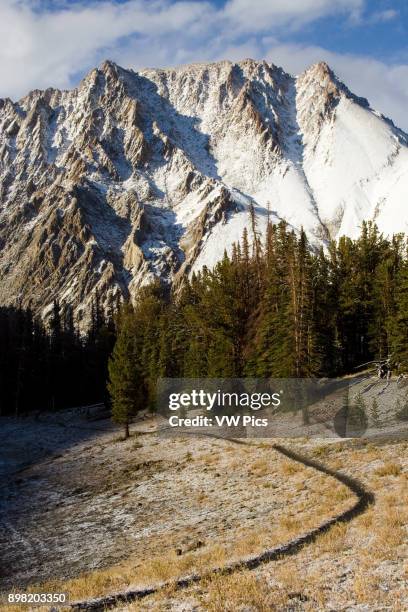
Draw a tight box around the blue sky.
[1,0,408,128]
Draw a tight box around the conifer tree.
[2,222,408,419]
[133,281,166,407]
[350,393,368,435]
[289,228,318,376]
[48,300,63,410]
[108,306,142,438]
[245,221,291,376]
[311,246,339,375]
[392,254,408,371]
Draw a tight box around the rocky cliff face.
[0,58,407,323]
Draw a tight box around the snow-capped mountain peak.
[0,58,407,322]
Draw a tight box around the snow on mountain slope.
[296,62,408,238]
[0,58,407,323]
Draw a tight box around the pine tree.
[312,246,339,375]
[369,233,403,360]
[48,300,63,410]
[133,281,166,408]
[0,303,115,416]
[108,306,143,438]
[2,222,408,419]
[349,393,368,436]
[245,222,292,376]
[288,228,319,377]
[392,254,408,371]
[334,235,361,370]
[182,251,251,377]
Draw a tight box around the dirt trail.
[70,438,374,611]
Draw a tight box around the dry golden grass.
[278,515,302,534]
[359,505,374,529]
[352,568,381,605]
[311,444,332,458]
[374,461,402,477]
[280,459,302,476]
[7,441,354,609]
[240,439,408,611]
[135,439,408,612]
[315,522,349,554]
[199,573,280,612]
[9,435,407,612]
[249,457,270,476]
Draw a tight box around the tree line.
[0,296,115,416]
[108,221,408,435]
[0,221,406,426]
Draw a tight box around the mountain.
[0,58,407,324]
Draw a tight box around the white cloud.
[369,9,398,23]
[0,0,407,131]
[0,0,215,95]
[222,0,364,33]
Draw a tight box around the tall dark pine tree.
[48,300,63,411]
[187,251,251,376]
[135,282,166,408]
[369,234,403,360]
[392,255,408,371]
[311,246,339,376]
[288,229,318,377]
[108,305,143,438]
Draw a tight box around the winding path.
[70,440,374,611]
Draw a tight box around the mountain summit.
[0,58,407,321]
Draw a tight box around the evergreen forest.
[1,221,407,420]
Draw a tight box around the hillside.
[1,385,406,610]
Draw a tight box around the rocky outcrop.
[0,58,407,325]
